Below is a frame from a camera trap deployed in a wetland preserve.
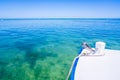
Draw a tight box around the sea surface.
[0,18,120,80]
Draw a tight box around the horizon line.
[0,18,120,20]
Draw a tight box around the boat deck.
[75,49,120,80]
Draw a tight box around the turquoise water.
[0,18,120,80]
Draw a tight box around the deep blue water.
[0,18,120,80]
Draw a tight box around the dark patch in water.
[25,48,58,68]
[25,51,39,68]
[14,41,58,68]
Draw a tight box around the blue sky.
[0,0,120,18]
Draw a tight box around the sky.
[0,0,120,18]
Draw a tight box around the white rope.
[66,53,83,80]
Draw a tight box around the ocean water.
[0,18,120,80]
